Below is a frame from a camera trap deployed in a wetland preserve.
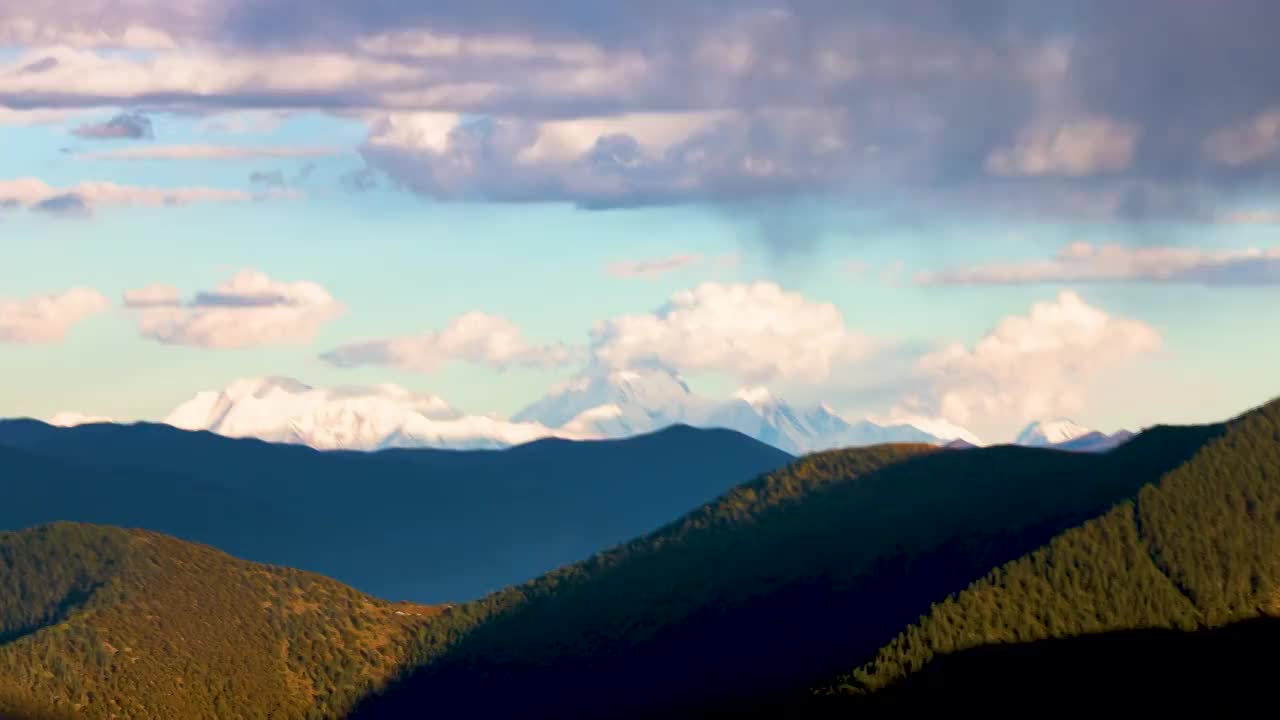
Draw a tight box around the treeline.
[353,419,1220,718]
[826,396,1280,696]
[0,523,436,719]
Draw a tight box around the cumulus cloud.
[321,311,577,373]
[917,242,1280,286]
[0,177,294,215]
[71,111,154,140]
[0,287,109,344]
[590,281,876,385]
[75,145,344,161]
[124,270,345,349]
[906,290,1161,429]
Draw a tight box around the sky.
[2,0,1279,443]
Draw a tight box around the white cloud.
[0,15,179,50]
[908,290,1161,429]
[0,108,85,126]
[321,311,577,373]
[1203,109,1280,166]
[0,287,108,344]
[916,241,1280,286]
[124,270,345,349]
[75,145,346,161]
[985,117,1139,177]
[590,281,876,384]
[0,45,423,103]
[0,177,292,214]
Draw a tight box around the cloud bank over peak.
[589,281,878,385]
[904,290,1161,430]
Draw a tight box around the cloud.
[985,117,1139,177]
[71,111,154,140]
[4,2,1280,222]
[75,145,345,161]
[32,193,92,218]
[359,108,862,207]
[1203,109,1280,167]
[906,290,1161,428]
[917,242,1280,286]
[605,253,702,278]
[321,311,577,373]
[0,108,84,126]
[124,270,345,349]
[0,287,109,344]
[0,177,295,214]
[590,281,876,384]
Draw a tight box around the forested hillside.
[351,416,1221,718]
[823,396,1280,703]
[0,523,435,720]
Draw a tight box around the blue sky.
[3,1,1280,442]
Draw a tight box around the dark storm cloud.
[5,0,1280,223]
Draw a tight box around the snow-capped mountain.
[1014,418,1135,453]
[514,367,716,437]
[44,370,982,455]
[162,377,589,451]
[1014,418,1094,447]
[513,366,974,455]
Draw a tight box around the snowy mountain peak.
[161,377,582,451]
[1015,418,1093,447]
[731,386,776,408]
[513,366,704,431]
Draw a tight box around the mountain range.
[0,419,790,604]
[38,370,1131,456]
[1,393,1274,718]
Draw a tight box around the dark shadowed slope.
[831,618,1280,714]
[0,421,791,604]
[351,414,1222,719]
[0,522,437,720]
[818,396,1280,708]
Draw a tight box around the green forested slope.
[0,523,436,720]
[353,418,1220,719]
[827,396,1280,699]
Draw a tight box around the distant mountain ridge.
[514,367,976,454]
[43,370,980,455]
[1014,418,1135,453]
[39,372,1137,456]
[0,419,791,604]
